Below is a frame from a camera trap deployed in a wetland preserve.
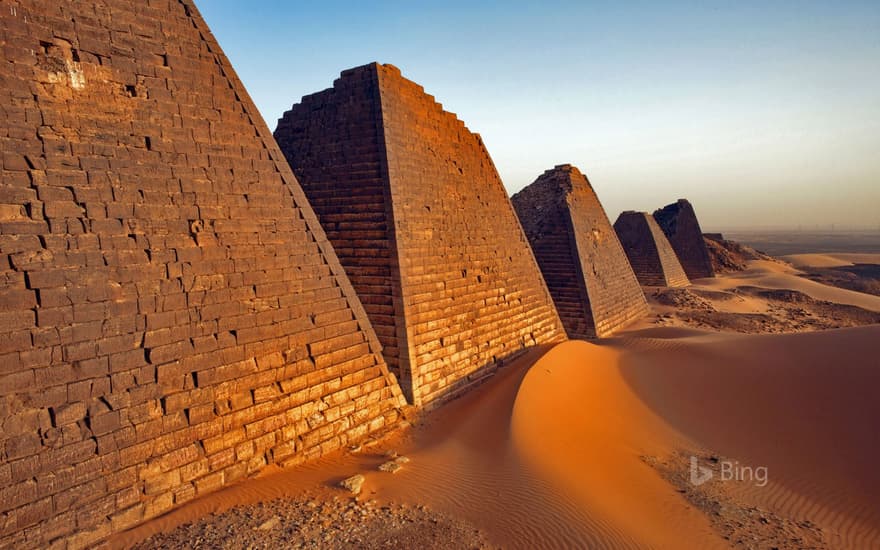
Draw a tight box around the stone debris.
[256,517,280,531]
[378,461,402,473]
[132,496,497,549]
[339,474,366,495]
[643,452,828,549]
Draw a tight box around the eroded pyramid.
[653,199,715,279]
[0,2,404,547]
[511,165,648,338]
[614,212,690,287]
[274,63,565,407]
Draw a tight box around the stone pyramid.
[274,63,565,407]
[614,212,690,287]
[511,165,648,338]
[0,2,405,547]
[653,199,715,279]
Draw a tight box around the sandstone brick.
[0,479,38,514]
[88,410,121,436]
[2,496,53,536]
[0,369,35,396]
[51,402,87,426]
[109,503,144,534]
[194,471,223,495]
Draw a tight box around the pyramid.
[0,2,405,546]
[614,212,690,287]
[511,165,648,338]
[653,199,715,279]
[274,63,565,407]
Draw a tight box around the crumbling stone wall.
[512,165,648,338]
[614,212,690,287]
[0,2,404,548]
[275,63,565,407]
[653,199,715,280]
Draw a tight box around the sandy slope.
[122,343,724,550]
[619,326,880,549]
[699,260,880,312]
[120,323,880,549]
[782,253,880,268]
[508,341,724,549]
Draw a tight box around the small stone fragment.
[378,461,402,473]
[339,474,365,494]
[256,517,280,530]
[393,456,410,464]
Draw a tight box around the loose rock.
[378,461,402,473]
[339,474,365,495]
[256,517,280,531]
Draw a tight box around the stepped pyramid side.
[653,199,715,279]
[273,65,404,380]
[512,165,648,338]
[566,174,650,335]
[0,2,403,547]
[512,169,591,337]
[276,63,565,407]
[614,212,690,287]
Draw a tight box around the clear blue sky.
[198,1,880,231]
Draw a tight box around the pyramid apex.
[341,62,402,77]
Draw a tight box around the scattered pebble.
[132,495,496,549]
[256,517,280,531]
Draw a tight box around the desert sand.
[119,261,880,549]
[781,253,880,269]
[697,260,880,312]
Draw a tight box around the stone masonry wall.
[0,2,404,548]
[561,167,649,336]
[511,172,590,337]
[376,64,565,406]
[276,63,565,407]
[512,165,648,338]
[653,199,715,280]
[273,67,403,385]
[614,212,690,287]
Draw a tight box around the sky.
[198,1,880,231]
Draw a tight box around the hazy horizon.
[199,1,879,231]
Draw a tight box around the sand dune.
[782,253,880,268]
[619,326,880,549]
[699,260,880,312]
[509,341,724,549]
[120,323,880,549]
